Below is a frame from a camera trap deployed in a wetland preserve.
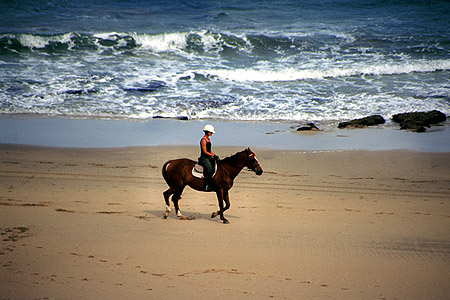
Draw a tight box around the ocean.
[1,0,449,124]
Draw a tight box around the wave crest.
[0,31,250,54]
[201,59,450,82]
[1,30,448,60]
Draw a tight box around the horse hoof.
[178,215,187,220]
[211,212,218,218]
[163,213,169,219]
[222,219,230,224]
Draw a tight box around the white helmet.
[203,124,215,133]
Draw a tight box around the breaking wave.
[202,59,450,82]
[1,28,449,122]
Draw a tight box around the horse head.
[245,148,263,176]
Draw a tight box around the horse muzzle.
[255,167,263,176]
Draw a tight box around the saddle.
[192,163,218,179]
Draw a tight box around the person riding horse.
[162,147,263,223]
[198,124,218,191]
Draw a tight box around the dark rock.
[392,110,446,132]
[153,116,188,120]
[338,115,385,129]
[297,123,320,131]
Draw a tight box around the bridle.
[246,153,261,171]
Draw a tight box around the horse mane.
[221,149,248,167]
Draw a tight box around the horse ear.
[246,147,255,157]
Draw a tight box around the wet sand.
[1,115,450,152]
[1,144,449,299]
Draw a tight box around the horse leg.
[211,189,229,224]
[210,188,220,218]
[211,189,231,220]
[172,188,185,219]
[211,190,230,214]
[162,187,175,219]
[223,190,231,213]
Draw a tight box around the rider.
[199,124,219,191]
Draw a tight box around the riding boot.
[204,177,214,192]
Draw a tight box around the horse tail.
[161,160,173,214]
[162,160,172,186]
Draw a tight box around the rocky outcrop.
[338,115,385,129]
[392,110,447,132]
[297,123,320,131]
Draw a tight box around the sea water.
[1,0,449,123]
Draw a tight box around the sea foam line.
[202,59,450,82]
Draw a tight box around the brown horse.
[162,148,263,224]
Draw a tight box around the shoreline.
[1,115,450,152]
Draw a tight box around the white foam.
[16,33,74,49]
[132,32,189,53]
[198,31,221,51]
[202,59,450,82]
[93,32,125,40]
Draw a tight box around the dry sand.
[1,144,449,299]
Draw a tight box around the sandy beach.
[1,144,449,299]
[2,0,450,298]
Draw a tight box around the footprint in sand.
[96,211,126,215]
[55,208,76,213]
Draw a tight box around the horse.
[161,148,263,224]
